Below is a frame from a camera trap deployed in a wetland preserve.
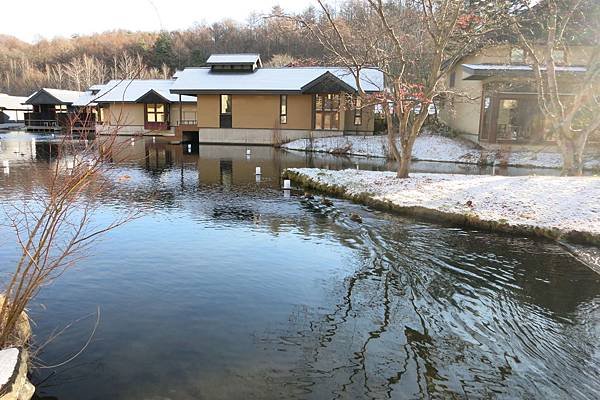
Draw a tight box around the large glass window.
[495,98,543,142]
[314,93,340,130]
[496,99,519,140]
[146,103,166,123]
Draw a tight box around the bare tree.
[265,53,296,67]
[510,0,600,176]
[287,0,507,178]
[0,116,138,348]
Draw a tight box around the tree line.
[0,5,327,95]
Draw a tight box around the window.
[510,48,525,64]
[146,103,167,123]
[54,104,68,114]
[220,94,232,114]
[314,93,340,130]
[449,71,456,88]
[280,95,287,124]
[354,96,362,126]
[220,94,232,128]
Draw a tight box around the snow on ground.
[283,134,600,170]
[287,168,600,239]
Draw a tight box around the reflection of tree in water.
[258,215,600,399]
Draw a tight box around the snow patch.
[288,168,600,238]
[283,135,600,170]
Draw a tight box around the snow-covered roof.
[24,88,85,105]
[0,93,32,110]
[462,63,587,80]
[88,79,196,104]
[72,87,104,107]
[206,54,261,65]
[170,67,384,94]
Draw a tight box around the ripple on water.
[0,135,598,399]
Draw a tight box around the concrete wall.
[437,65,483,136]
[198,128,343,145]
[100,102,198,136]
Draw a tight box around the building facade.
[89,80,197,139]
[170,54,384,145]
[23,88,89,132]
[438,44,595,146]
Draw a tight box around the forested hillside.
[0,6,328,95]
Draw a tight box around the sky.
[1,0,313,43]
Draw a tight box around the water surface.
[0,132,599,399]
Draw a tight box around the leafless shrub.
[0,112,140,348]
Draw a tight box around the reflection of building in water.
[146,144,174,172]
[219,160,233,188]
[111,138,390,186]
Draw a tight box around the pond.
[0,131,599,399]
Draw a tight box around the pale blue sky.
[2,0,313,42]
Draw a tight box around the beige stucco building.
[75,54,383,145]
[86,80,197,139]
[170,54,384,145]
[438,44,594,145]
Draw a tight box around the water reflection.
[0,132,598,399]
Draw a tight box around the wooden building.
[23,88,91,132]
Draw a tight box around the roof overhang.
[461,64,588,81]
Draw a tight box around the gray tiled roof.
[170,67,384,94]
[85,79,196,104]
[24,88,85,105]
